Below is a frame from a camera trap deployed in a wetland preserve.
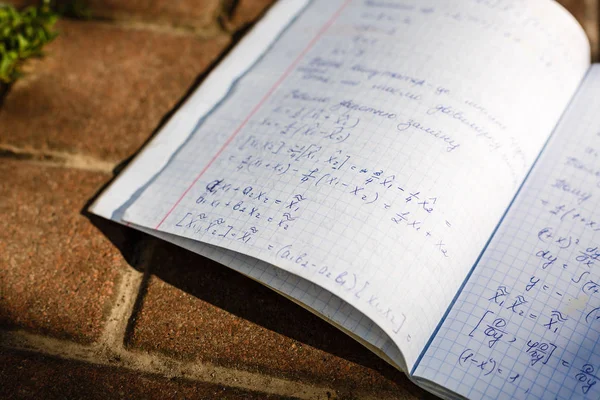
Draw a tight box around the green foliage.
[0,0,58,83]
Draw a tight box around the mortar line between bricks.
[82,17,227,39]
[96,230,166,355]
[0,144,117,173]
[0,330,335,400]
[105,238,156,351]
[97,265,145,351]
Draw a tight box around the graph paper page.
[123,0,589,368]
[415,66,600,399]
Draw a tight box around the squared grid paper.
[415,66,600,399]
[121,0,590,371]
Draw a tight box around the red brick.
[557,0,599,59]
[0,20,229,162]
[0,349,292,399]
[0,160,131,343]
[85,0,221,30]
[1,0,221,30]
[127,240,429,399]
[1,1,33,8]
[222,0,277,32]
[558,0,588,22]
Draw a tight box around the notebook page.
[122,0,589,368]
[89,0,406,372]
[414,66,600,399]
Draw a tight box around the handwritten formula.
[415,69,600,398]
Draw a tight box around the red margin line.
[155,0,352,230]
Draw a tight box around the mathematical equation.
[458,347,597,395]
[267,243,410,341]
[460,309,598,396]
[453,157,600,397]
[174,189,308,243]
[215,98,455,256]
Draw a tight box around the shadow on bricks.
[86,210,410,385]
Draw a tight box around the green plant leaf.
[0,0,59,83]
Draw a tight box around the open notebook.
[90,0,600,398]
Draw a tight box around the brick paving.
[0,160,127,343]
[83,0,222,32]
[558,0,600,60]
[1,1,599,399]
[0,19,229,162]
[1,348,294,400]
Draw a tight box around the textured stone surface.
[127,240,430,399]
[2,0,220,30]
[0,349,292,400]
[557,0,595,23]
[222,0,277,32]
[1,0,33,8]
[0,160,129,343]
[558,0,587,17]
[557,0,599,59]
[3,0,275,32]
[0,19,229,162]
[85,0,221,30]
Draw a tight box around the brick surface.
[0,349,293,400]
[85,0,221,31]
[557,0,599,59]
[558,0,587,17]
[2,0,220,30]
[0,160,130,343]
[1,0,32,8]
[127,240,430,399]
[222,0,277,32]
[0,20,229,162]
[0,0,28,8]
[4,0,274,32]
